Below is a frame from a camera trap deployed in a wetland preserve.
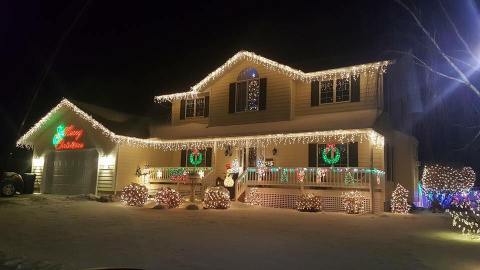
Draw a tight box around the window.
[320,80,334,104]
[317,143,357,167]
[235,68,260,112]
[185,149,206,167]
[335,78,350,102]
[318,78,351,104]
[185,98,204,118]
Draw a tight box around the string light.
[16,99,384,151]
[296,168,306,183]
[154,187,182,208]
[154,51,391,102]
[447,192,480,239]
[341,191,365,214]
[246,187,261,206]
[203,187,230,209]
[296,193,322,212]
[224,174,234,187]
[120,183,149,207]
[391,184,411,214]
[344,172,356,185]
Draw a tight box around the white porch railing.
[244,167,384,189]
[234,170,249,200]
[148,167,213,183]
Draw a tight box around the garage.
[43,149,99,195]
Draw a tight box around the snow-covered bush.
[121,183,149,207]
[154,187,182,208]
[391,184,411,214]
[341,191,365,214]
[203,186,230,209]
[246,187,261,206]
[447,191,480,238]
[296,193,322,212]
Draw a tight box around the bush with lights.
[121,183,149,207]
[447,191,480,239]
[341,191,365,214]
[391,184,411,214]
[203,186,230,209]
[246,187,261,206]
[296,193,322,212]
[422,164,475,209]
[154,187,182,208]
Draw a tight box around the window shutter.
[229,83,236,113]
[180,149,186,167]
[259,78,267,110]
[308,143,318,167]
[351,74,360,102]
[348,142,358,167]
[204,96,209,117]
[180,100,186,120]
[318,144,327,167]
[205,147,212,167]
[311,81,319,106]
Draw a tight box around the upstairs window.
[183,97,206,118]
[335,78,350,102]
[320,80,334,104]
[311,75,360,106]
[235,68,260,112]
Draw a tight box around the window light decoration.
[120,183,149,207]
[341,191,365,214]
[203,186,230,209]
[154,51,391,102]
[16,99,384,151]
[154,187,182,208]
[391,183,411,214]
[296,193,323,212]
[246,187,261,206]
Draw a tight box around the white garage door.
[43,149,98,194]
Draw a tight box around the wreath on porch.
[322,144,341,165]
[189,149,203,166]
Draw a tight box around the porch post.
[369,143,375,213]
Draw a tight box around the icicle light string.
[17,99,384,151]
[154,51,391,102]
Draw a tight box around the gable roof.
[154,51,391,102]
[17,99,150,147]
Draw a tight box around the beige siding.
[295,72,381,116]
[115,146,175,191]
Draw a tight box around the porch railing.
[244,167,384,189]
[148,167,213,183]
[234,170,249,200]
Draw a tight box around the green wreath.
[322,145,340,165]
[189,151,203,166]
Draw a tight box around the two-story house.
[17,51,419,212]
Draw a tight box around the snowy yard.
[0,195,479,270]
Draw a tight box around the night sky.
[2,1,480,177]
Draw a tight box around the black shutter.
[228,83,236,113]
[308,143,318,167]
[205,147,212,167]
[351,74,360,102]
[311,81,319,106]
[180,100,186,120]
[348,142,358,167]
[259,78,267,110]
[180,149,186,167]
[318,144,327,167]
[204,96,209,117]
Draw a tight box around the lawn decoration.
[447,192,480,239]
[341,191,365,214]
[203,186,230,209]
[121,183,149,207]
[154,187,182,208]
[296,193,322,212]
[391,184,411,214]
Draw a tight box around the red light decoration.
[53,124,85,150]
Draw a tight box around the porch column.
[369,143,375,213]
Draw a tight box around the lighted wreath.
[322,144,341,165]
[189,149,203,166]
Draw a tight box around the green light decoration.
[189,149,203,166]
[281,168,288,183]
[52,124,65,146]
[344,172,356,185]
[322,144,340,165]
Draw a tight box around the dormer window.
[229,68,266,113]
[180,96,209,120]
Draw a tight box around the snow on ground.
[0,194,479,270]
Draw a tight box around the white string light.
[391,183,411,214]
[154,51,391,102]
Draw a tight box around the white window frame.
[235,78,260,113]
[319,78,351,105]
[185,97,205,118]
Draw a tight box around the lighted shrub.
[246,187,261,206]
[341,191,365,214]
[296,193,322,212]
[203,186,230,209]
[121,183,149,207]
[154,187,182,208]
[391,184,411,214]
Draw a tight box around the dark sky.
[2,0,479,173]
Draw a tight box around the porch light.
[32,156,44,167]
[99,155,115,167]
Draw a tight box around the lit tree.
[391,184,411,214]
[421,165,475,209]
[447,192,480,239]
